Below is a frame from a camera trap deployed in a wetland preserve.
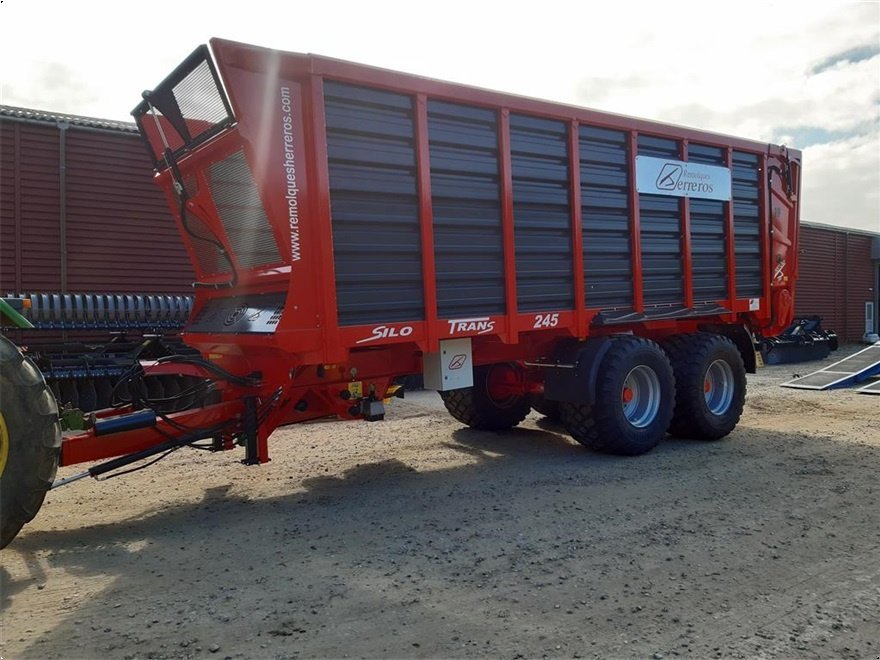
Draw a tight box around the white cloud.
[0,61,98,112]
[802,134,880,232]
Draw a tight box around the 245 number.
[533,313,559,329]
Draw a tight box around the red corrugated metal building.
[2,106,878,344]
[0,106,193,295]
[796,222,880,342]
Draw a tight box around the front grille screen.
[208,151,282,269]
[172,60,231,145]
[133,45,234,167]
[187,213,233,276]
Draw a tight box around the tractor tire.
[0,336,62,549]
[440,363,530,431]
[663,333,746,440]
[530,395,561,421]
[560,336,674,456]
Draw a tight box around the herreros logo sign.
[636,156,731,201]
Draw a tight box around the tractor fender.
[542,336,614,405]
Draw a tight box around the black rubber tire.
[530,395,561,421]
[560,336,675,456]
[663,332,746,440]
[440,363,530,431]
[0,336,62,549]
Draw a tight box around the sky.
[1,0,878,232]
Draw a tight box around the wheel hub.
[485,365,525,407]
[621,365,661,429]
[704,359,735,415]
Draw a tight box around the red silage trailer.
[0,39,801,548]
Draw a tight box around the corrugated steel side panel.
[325,81,424,325]
[687,144,728,302]
[845,235,874,340]
[579,126,632,310]
[834,237,849,337]
[797,225,875,342]
[2,118,193,296]
[796,226,845,335]
[0,122,17,290]
[208,150,282,269]
[18,123,62,291]
[637,135,683,306]
[429,100,505,318]
[65,129,193,293]
[732,151,762,297]
[510,113,573,312]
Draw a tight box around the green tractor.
[0,299,62,548]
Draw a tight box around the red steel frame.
[678,139,694,309]
[60,38,802,469]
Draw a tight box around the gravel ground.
[1,345,878,659]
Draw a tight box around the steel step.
[855,378,880,395]
[781,342,880,390]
